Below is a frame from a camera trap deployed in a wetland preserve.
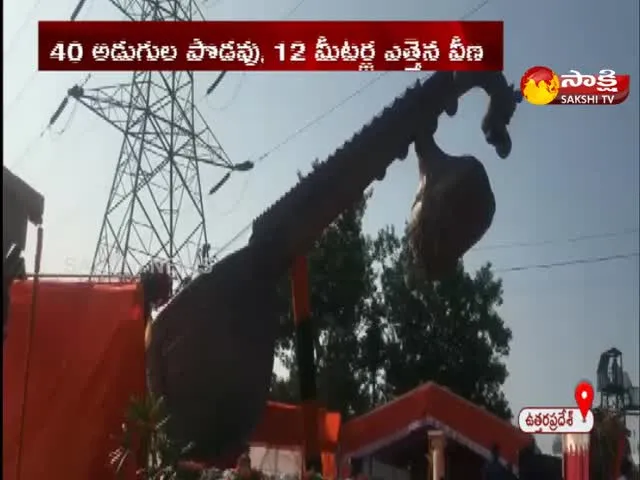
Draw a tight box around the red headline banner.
[38,21,503,72]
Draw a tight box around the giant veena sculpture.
[146,71,521,457]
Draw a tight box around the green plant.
[109,394,202,480]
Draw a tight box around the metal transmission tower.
[52,0,252,283]
[596,347,640,426]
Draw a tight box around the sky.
[4,0,639,459]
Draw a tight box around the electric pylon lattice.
[51,0,252,283]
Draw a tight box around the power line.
[3,0,45,57]
[282,0,308,19]
[207,72,246,110]
[210,223,253,259]
[199,0,313,211]
[474,227,639,251]
[209,72,635,262]
[254,74,386,164]
[209,0,499,259]
[9,75,91,170]
[5,0,92,164]
[34,0,490,255]
[247,0,491,166]
[4,71,39,118]
[202,0,311,106]
[209,229,639,274]
[206,77,392,257]
[495,252,639,273]
[52,100,80,135]
[9,128,49,170]
[201,0,225,8]
[458,0,491,20]
[210,175,252,216]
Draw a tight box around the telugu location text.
[518,407,594,434]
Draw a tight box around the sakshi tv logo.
[520,66,630,106]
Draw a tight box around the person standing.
[618,457,634,480]
[347,458,367,480]
[304,463,324,480]
[483,444,508,480]
[233,453,262,480]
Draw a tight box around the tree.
[269,178,514,422]
[375,227,513,419]
[269,181,378,418]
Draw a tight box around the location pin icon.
[574,381,594,421]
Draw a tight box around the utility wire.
[9,74,91,170]
[9,128,49,170]
[201,0,224,8]
[4,0,91,135]
[4,71,39,118]
[210,224,640,268]
[254,74,386,164]
[202,0,312,209]
[250,0,491,167]
[203,0,311,104]
[52,100,80,135]
[211,223,253,258]
[208,72,247,111]
[210,234,639,274]
[209,0,503,257]
[2,0,91,168]
[282,0,308,19]
[3,0,45,57]
[495,252,639,273]
[214,175,252,216]
[474,227,639,251]
[208,230,639,273]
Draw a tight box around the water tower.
[596,347,640,426]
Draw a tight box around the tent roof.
[339,382,532,466]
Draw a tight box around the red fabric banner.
[3,280,145,480]
[38,21,503,72]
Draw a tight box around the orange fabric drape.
[251,401,339,479]
[3,280,146,480]
[320,451,337,479]
[251,402,341,451]
[198,402,341,478]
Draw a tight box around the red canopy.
[339,382,532,466]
